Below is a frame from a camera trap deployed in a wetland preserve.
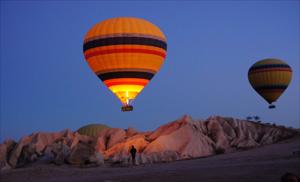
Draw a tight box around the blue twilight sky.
[0,1,299,142]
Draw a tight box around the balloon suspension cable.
[121,91,133,112]
[126,91,129,105]
[268,104,276,109]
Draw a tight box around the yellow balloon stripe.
[108,85,144,105]
[108,85,144,93]
[252,59,286,66]
[249,71,292,87]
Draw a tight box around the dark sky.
[1,1,299,141]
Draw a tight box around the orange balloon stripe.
[84,48,166,59]
[105,81,147,87]
[84,17,166,41]
[86,53,164,74]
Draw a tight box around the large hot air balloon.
[248,58,292,109]
[83,17,167,111]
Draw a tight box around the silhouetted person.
[281,172,300,182]
[130,145,137,165]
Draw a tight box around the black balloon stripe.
[97,71,154,81]
[83,37,167,52]
[249,64,291,72]
[254,85,287,90]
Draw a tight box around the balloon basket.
[268,104,276,109]
[122,105,133,112]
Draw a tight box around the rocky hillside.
[0,115,298,170]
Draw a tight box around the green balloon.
[77,124,110,137]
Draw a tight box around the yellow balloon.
[248,58,292,109]
[83,17,167,111]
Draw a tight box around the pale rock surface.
[67,142,94,165]
[88,152,104,166]
[104,115,297,163]
[0,115,298,169]
[104,134,149,162]
[94,128,126,152]
[50,140,71,165]
[8,136,32,168]
[0,144,8,169]
[126,127,139,138]
[0,140,16,170]
[29,129,72,155]
[70,132,93,149]
[67,141,104,166]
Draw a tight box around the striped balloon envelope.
[77,124,110,137]
[83,17,167,111]
[248,58,292,109]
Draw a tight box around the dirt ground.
[1,135,300,182]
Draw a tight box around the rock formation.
[0,115,298,170]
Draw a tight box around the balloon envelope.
[83,17,167,110]
[77,124,110,137]
[248,58,292,107]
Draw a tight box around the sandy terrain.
[1,135,299,182]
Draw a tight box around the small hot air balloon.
[83,17,167,111]
[77,124,110,137]
[248,58,292,109]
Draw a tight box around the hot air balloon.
[248,58,292,109]
[83,17,167,111]
[77,124,110,137]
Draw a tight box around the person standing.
[130,145,137,165]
